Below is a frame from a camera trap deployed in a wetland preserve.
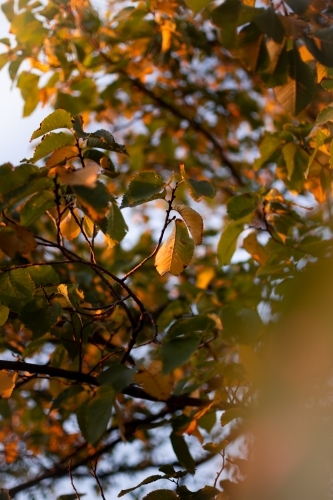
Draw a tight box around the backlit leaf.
[45,145,79,167]
[82,385,115,445]
[134,361,173,400]
[180,163,215,201]
[0,371,17,399]
[162,333,201,374]
[54,163,99,187]
[19,298,62,338]
[170,432,196,471]
[118,475,164,497]
[20,191,55,226]
[155,219,195,276]
[29,132,75,163]
[30,110,73,140]
[74,182,110,222]
[243,232,268,266]
[105,199,128,246]
[174,204,203,245]
[0,224,36,257]
[60,210,81,241]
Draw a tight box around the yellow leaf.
[155,219,195,276]
[161,20,176,52]
[174,204,203,245]
[60,209,81,241]
[196,267,215,289]
[155,0,178,15]
[55,162,99,187]
[134,361,174,400]
[0,371,17,399]
[243,232,268,266]
[46,145,79,168]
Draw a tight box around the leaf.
[176,485,219,500]
[17,72,40,117]
[57,495,86,500]
[83,149,115,172]
[274,44,316,115]
[74,182,111,222]
[155,219,195,276]
[84,129,128,155]
[121,171,166,208]
[217,221,244,266]
[221,407,247,426]
[0,269,35,312]
[27,265,59,287]
[98,365,135,393]
[143,491,178,500]
[305,27,333,68]
[45,145,79,167]
[316,105,333,126]
[29,132,75,163]
[134,361,174,400]
[282,142,298,179]
[227,195,257,220]
[211,0,241,50]
[0,490,11,500]
[162,333,201,374]
[0,224,37,257]
[20,191,55,226]
[243,232,268,266]
[174,204,203,245]
[0,371,17,399]
[118,474,165,497]
[30,110,73,140]
[253,133,282,170]
[254,7,285,43]
[55,163,99,187]
[80,385,115,445]
[105,199,128,246]
[180,163,215,201]
[0,305,9,326]
[19,298,62,338]
[170,432,196,471]
[186,0,212,15]
[60,210,81,241]
[203,440,228,454]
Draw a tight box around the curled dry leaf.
[174,204,203,245]
[51,161,99,187]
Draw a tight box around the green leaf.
[30,110,73,140]
[170,432,196,471]
[155,219,195,276]
[211,0,241,49]
[254,7,285,43]
[19,298,62,338]
[105,199,128,245]
[282,142,298,180]
[321,79,333,90]
[17,72,40,117]
[274,44,316,115]
[217,221,244,266]
[72,114,89,139]
[227,194,257,220]
[0,269,35,313]
[237,23,269,73]
[180,164,215,201]
[29,132,75,163]
[162,334,202,374]
[186,0,213,15]
[220,306,262,344]
[305,27,333,67]
[118,475,164,497]
[0,305,9,326]
[74,182,111,222]
[0,164,37,196]
[121,171,166,208]
[20,191,55,226]
[253,133,282,170]
[51,386,84,411]
[143,491,178,500]
[22,334,52,359]
[284,0,310,14]
[57,495,86,500]
[1,0,14,22]
[156,300,192,332]
[0,176,54,212]
[81,385,115,445]
[98,365,135,393]
[83,149,115,172]
[164,315,214,341]
[221,407,247,426]
[84,129,128,155]
[27,265,60,287]
[316,104,333,126]
[203,440,228,454]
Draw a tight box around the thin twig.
[90,459,106,500]
[68,460,81,499]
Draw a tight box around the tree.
[0,0,333,498]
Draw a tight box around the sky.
[0,12,53,166]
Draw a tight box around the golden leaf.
[174,204,203,245]
[0,223,37,258]
[60,209,81,241]
[0,371,18,399]
[55,162,99,187]
[243,232,268,266]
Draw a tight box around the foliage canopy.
[1,0,333,498]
